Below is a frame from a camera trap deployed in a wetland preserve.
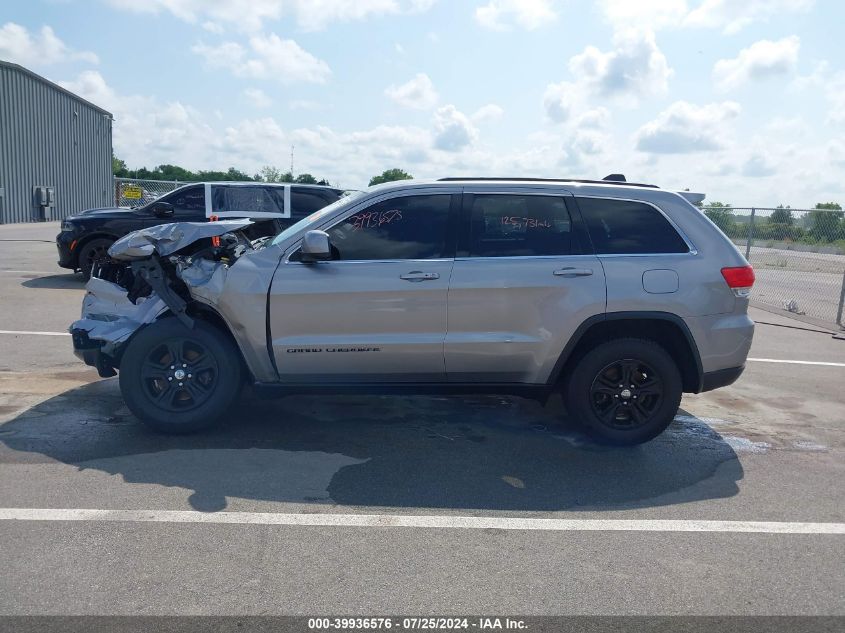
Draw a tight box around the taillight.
[721,265,755,297]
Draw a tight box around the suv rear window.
[576,197,689,254]
[467,194,573,257]
[212,186,285,215]
[327,194,451,260]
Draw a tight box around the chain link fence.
[703,206,845,329]
[114,177,186,208]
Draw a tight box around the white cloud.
[433,105,478,151]
[788,61,845,126]
[474,0,557,30]
[684,0,814,34]
[471,103,504,123]
[542,81,577,123]
[202,21,224,33]
[634,101,741,153]
[713,36,800,91]
[105,0,436,32]
[192,33,331,84]
[59,71,218,168]
[244,87,272,108]
[385,73,439,109]
[574,107,611,129]
[568,29,672,100]
[742,152,777,177]
[0,22,98,66]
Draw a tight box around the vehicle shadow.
[0,380,743,512]
[20,273,84,289]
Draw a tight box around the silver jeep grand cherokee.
[70,175,755,445]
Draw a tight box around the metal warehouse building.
[0,60,113,223]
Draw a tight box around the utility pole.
[290,145,294,177]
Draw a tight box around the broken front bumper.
[70,276,170,377]
[71,327,117,378]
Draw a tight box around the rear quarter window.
[576,197,689,254]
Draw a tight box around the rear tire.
[564,338,682,445]
[119,319,243,434]
[78,238,114,281]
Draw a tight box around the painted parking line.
[747,358,845,367]
[0,508,843,534]
[0,330,70,337]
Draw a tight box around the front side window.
[326,194,451,261]
[212,186,284,215]
[163,186,205,217]
[467,194,573,257]
[576,197,689,254]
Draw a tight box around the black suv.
[57,182,344,278]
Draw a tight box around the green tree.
[255,166,294,183]
[770,205,793,225]
[703,201,736,236]
[112,154,128,177]
[369,168,413,187]
[809,203,844,241]
[295,173,318,184]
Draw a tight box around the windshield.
[271,190,365,246]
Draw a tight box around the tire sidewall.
[566,339,682,446]
[78,238,114,280]
[119,318,243,433]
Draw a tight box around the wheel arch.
[73,232,119,267]
[184,302,256,383]
[548,312,704,393]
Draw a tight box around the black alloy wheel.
[589,358,663,429]
[141,337,219,412]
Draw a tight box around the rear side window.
[467,194,573,257]
[576,197,689,254]
[291,187,339,217]
[212,186,284,215]
[327,194,451,260]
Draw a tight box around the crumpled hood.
[108,220,253,260]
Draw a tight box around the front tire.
[118,319,243,433]
[565,338,682,445]
[78,238,114,281]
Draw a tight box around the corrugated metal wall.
[0,62,113,223]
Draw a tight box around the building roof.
[0,60,112,117]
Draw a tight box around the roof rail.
[436,176,658,189]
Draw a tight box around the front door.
[445,190,607,384]
[268,191,457,383]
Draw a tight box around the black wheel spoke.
[139,336,218,413]
[590,357,663,430]
[166,340,183,368]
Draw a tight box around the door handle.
[553,267,594,277]
[400,271,440,282]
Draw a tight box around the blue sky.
[1,0,843,205]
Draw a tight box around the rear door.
[445,188,607,384]
[268,190,457,382]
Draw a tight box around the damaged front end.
[70,220,255,377]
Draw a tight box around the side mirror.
[150,201,174,218]
[300,230,332,262]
